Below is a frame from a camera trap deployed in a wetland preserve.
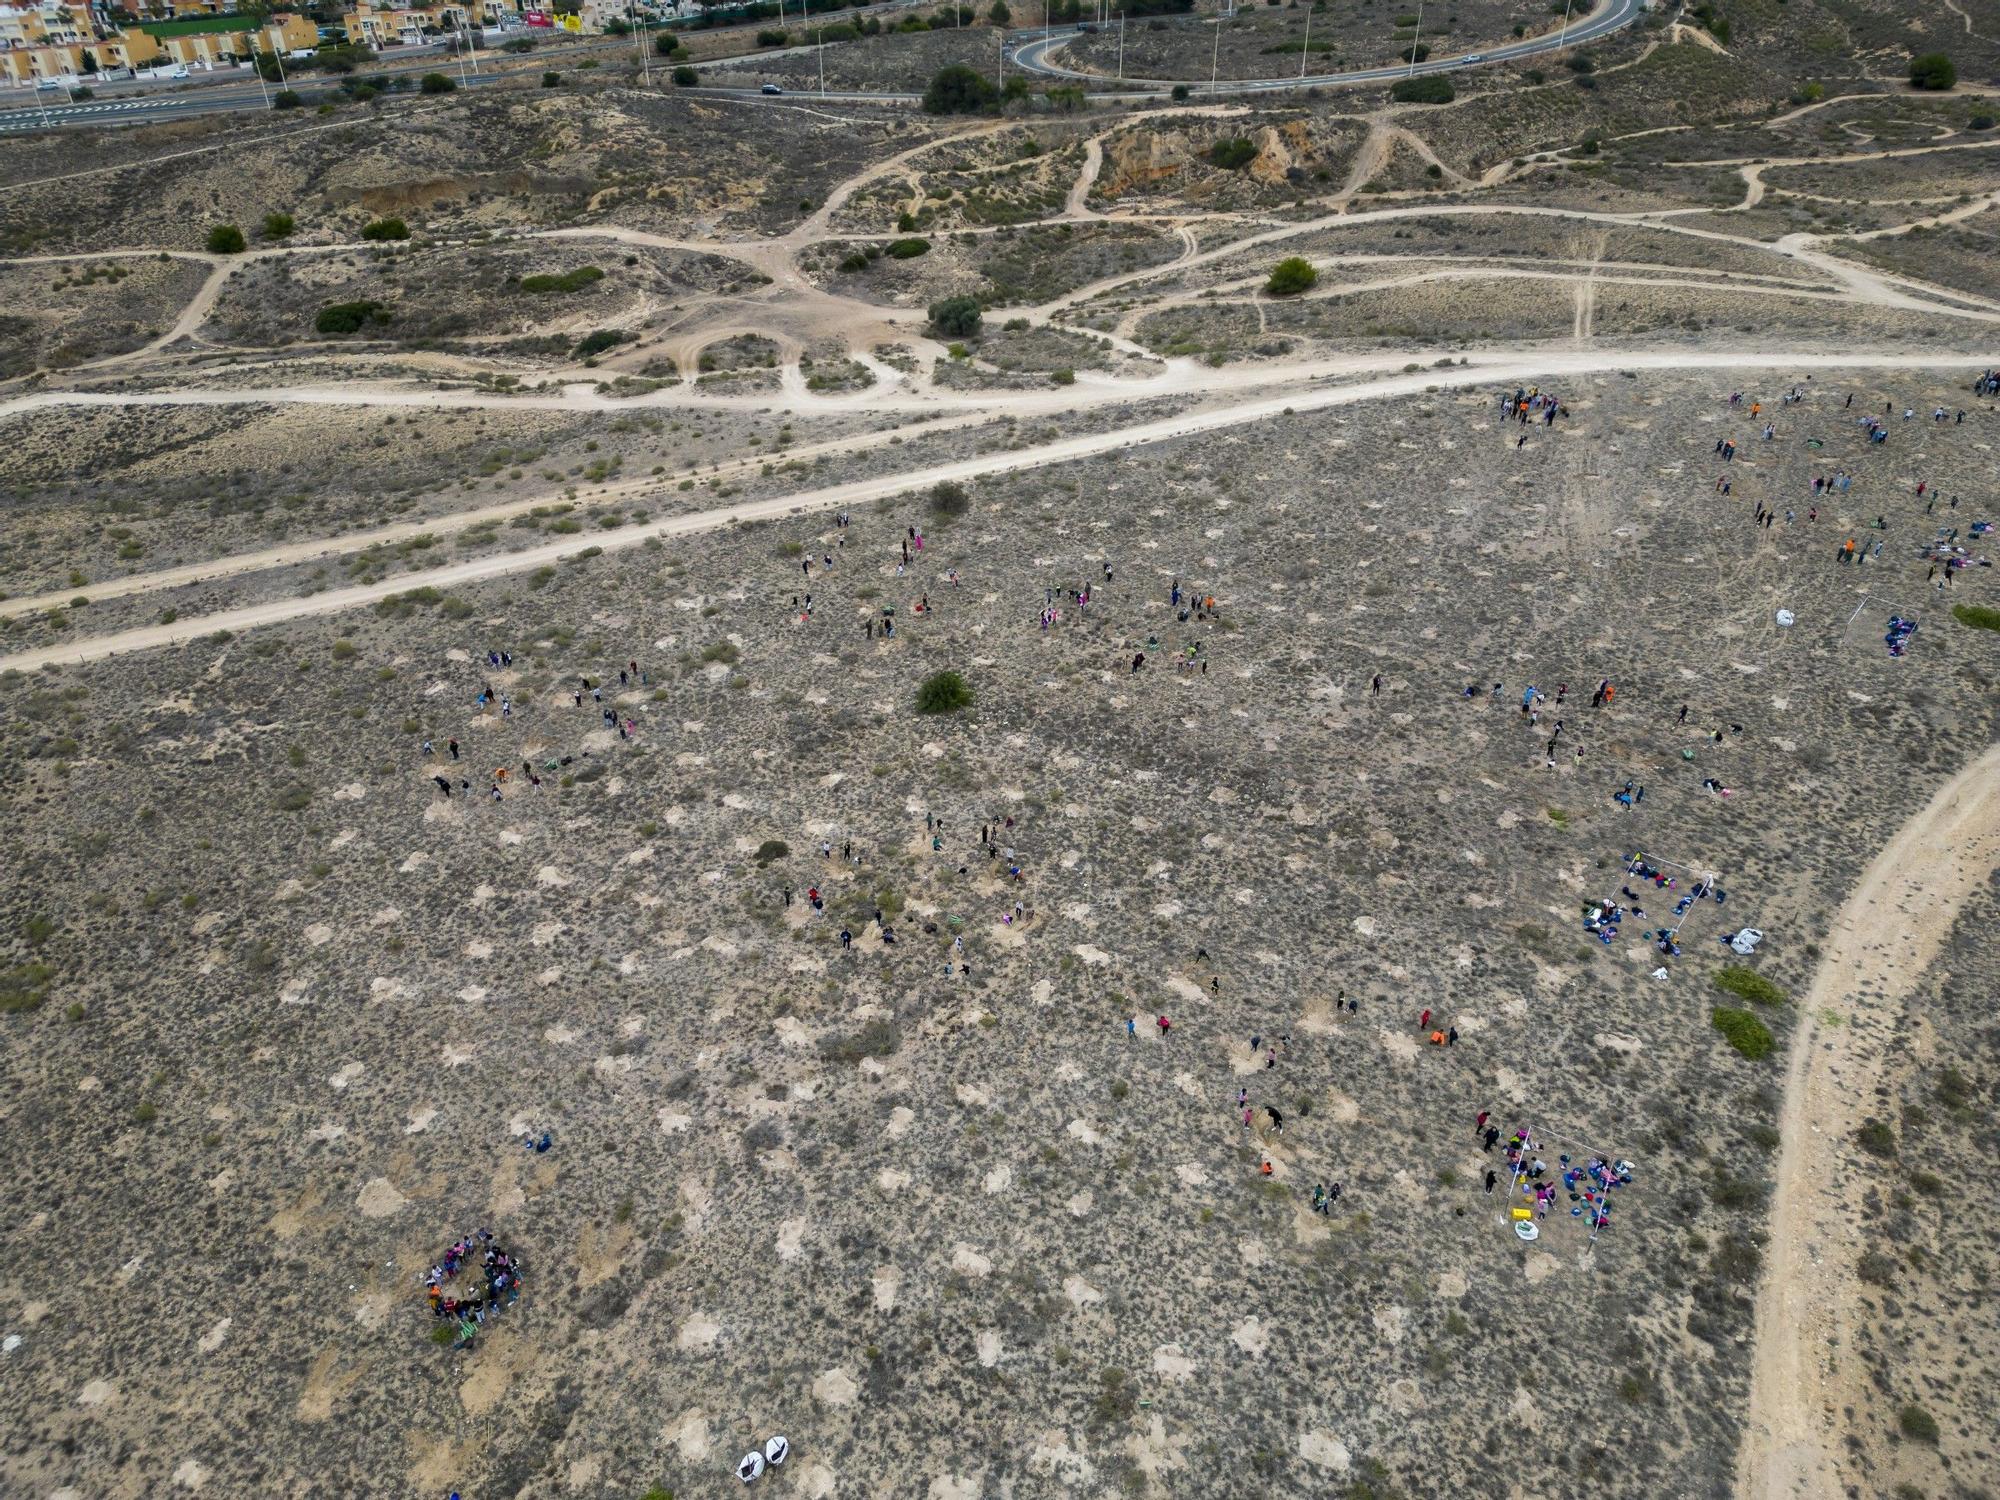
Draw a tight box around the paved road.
[1010,0,1645,91]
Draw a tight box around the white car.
[1461,52,1484,63]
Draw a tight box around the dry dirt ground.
[2,32,2000,1500]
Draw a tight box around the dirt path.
[1738,740,2000,1500]
[0,345,1977,675]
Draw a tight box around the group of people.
[423,1229,523,1347]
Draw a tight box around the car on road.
[760,82,782,93]
[1461,52,1484,63]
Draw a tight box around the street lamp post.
[1298,0,1309,80]
[1406,0,1422,75]
[1558,0,1575,49]
[1208,5,1219,95]
[817,21,825,94]
[1117,8,1123,79]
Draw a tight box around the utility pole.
[1298,0,1308,79]
[817,19,824,93]
[996,24,1003,93]
[1558,0,1574,49]
[1208,5,1219,95]
[1406,0,1422,75]
[1116,8,1123,78]
[269,29,289,92]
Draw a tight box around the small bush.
[930,481,970,517]
[916,670,973,715]
[1898,1403,1940,1442]
[261,211,296,239]
[519,266,605,294]
[887,237,931,259]
[574,329,630,358]
[1855,1119,1897,1157]
[272,89,302,109]
[1713,967,1787,1007]
[316,300,387,335]
[1951,603,2000,631]
[419,70,457,93]
[1969,112,1996,130]
[673,64,698,86]
[818,1019,902,1062]
[0,962,55,1014]
[756,27,789,45]
[1712,1007,1773,1060]
[205,224,246,254]
[361,217,409,241]
[1400,42,1430,62]
[542,70,561,87]
[1266,256,1318,296]
[754,840,790,863]
[1390,74,1453,103]
[1209,136,1257,170]
[1908,53,1955,90]
[1170,82,1190,100]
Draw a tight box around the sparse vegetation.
[915,670,974,714]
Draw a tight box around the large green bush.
[361,217,408,241]
[923,62,997,114]
[916,670,974,714]
[1909,52,1956,90]
[1712,967,1787,1007]
[315,300,388,335]
[518,266,604,294]
[205,224,246,254]
[1951,603,2000,631]
[886,237,930,259]
[419,70,456,93]
[927,295,982,338]
[1266,257,1318,296]
[1711,1007,1774,1060]
[1390,74,1453,103]
[1209,137,1257,169]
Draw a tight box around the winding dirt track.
[1738,741,2000,1500]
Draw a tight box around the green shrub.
[315,299,387,335]
[923,62,997,114]
[542,70,561,86]
[1713,967,1787,1007]
[756,27,788,44]
[272,88,302,109]
[838,251,869,273]
[1970,112,1995,130]
[1711,1007,1773,1060]
[420,70,456,93]
[1908,53,1955,90]
[754,840,790,863]
[1951,603,2000,631]
[261,211,296,239]
[817,1019,902,1061]
[1400,42,1430,62]
[887,237,930,259]
[1266,256,1317,296]
[361,217,409,241]
[1170,83,1189,100]
[1855,1119,1897,1157]
[1209,136,1257,169]
[205,224,246,254]
[1390,74,1453,103]
[916,670,973,715]
[518,266,605,294]
[930,481,970,517]
[673,64,698,85]
[1051,367,1075,385]
[928,295,982,338]
[1898,1403,1940,1442]
[574,329,630,358]
[0,962,55,1014]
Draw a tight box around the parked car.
[760,81,782,94]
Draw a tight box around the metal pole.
[1407,0,1421,74]
[1559,0,1573,48]
[271,30,289,90]
[252,42,269,105]
[1116,9,1122,78]
[996,25,1003,92]
[464,13,477,77]
[1209,5,1219,95]
[817,21,824,93]
[1298,0,1308,79]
